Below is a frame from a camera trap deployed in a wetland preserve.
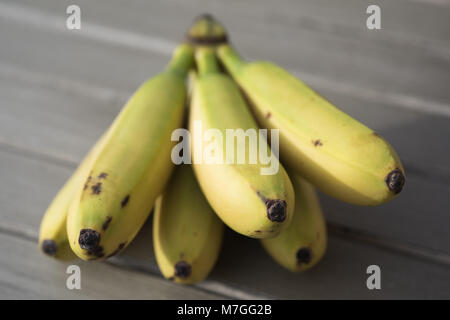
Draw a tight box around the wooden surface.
[0,0,449,299]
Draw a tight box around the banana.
[217,43,405,206]
[189,47,294,239]
[261,172,327,272]
[38,132,107,260]
[67,44,194,261]
[153,165,224,284]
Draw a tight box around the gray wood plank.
[0,0,449,299]
[1,145,450,299]
[321,171,450,258]
[12,0,450,47]
[0,233,223,299]
[0,14,169,94]
[1,3,449,169]
[117,217,450,299]
[4,0,449,106]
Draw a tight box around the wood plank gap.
[0,139,78,170]
[0,222,37,244]
[328,222,450,267]
[108,257,270,300]
[0,1,175,56]
[0,61,128,104]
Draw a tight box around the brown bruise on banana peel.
[296,247,312,266]
[102,216,112,231]
[91,182,102,195]
[84,172,107,194]
[174,261,192,279]
[98,172,108,179]
[41,239,57,256]
[121,195,130,208]
[386,168,405,195]
[83,175,92,190]
[312,139,323,147]
[256,192,287,223]
[265,112,271,119]
[107,242,127,258]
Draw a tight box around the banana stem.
[166,44,195,76]
[217,44,245,76]
[195,47,220,76]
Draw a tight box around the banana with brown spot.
[189,47,294,238]
[217,43,405,206]
[39,131,108,260]
[67,44,194,261]
[153,165,224,284]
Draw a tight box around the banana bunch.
[38,14,405,282]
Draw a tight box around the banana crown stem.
[217,44,245,76]
[166,44,195,76]
[195,47,220,76]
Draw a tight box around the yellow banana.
[261,172,327,272]
[153,165,224,284]
[217,43,405,206]
[67,44,194,261]
[38,132,107,260]
[189,47,294,239]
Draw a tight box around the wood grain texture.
[6,0,448,104]
[117,220,450,299]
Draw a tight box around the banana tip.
[78,229,101,250]
[296,248,312,265]
[41,239,57,256]
[266,199,287,222]
[174,261,192,279]
[386,169,405,195]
